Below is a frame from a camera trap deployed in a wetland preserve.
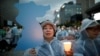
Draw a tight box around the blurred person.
[18,26,23,37]
[67,27,77,40]
[73,18,100,56]
[0,26,9,52]
[4,26,12,44]
[11,24,19,47]
[56,26,61,32]
[68,27,75,35]
[24,21,67,56]
[0,26,6,38]
[56,25,69,40]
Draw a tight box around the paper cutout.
[15,2,50,50]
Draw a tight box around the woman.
[24,21,67,56]
[73,19,100,56]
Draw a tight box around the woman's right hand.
[29,48,37,56]
[29,48,36,55]
[24,48,37,56]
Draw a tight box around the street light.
[61,5,65,8]
[56,10,59,12]
[57,14,60,18]
[93,12,100,20]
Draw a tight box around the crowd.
[0,18,100,56]
[0,24,23,53]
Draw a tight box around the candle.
[63,42,72,51]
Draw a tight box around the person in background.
[56,25,69,40]
[24,21,68,56]
[0,26,12,53]
[56,26,61,33]
[18,26,23,38]
[0,26,6,39]
[73,18,100,56]
[4,26,13,45]
[11,24,19,47]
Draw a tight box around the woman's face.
[43,24,55,39]
[86,26,100,39]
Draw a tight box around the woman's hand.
[29,48,37,56]
[65,49,73,56]
[24,48,37,56]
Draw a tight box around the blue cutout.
[15,2,50,50]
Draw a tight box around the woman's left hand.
[65,49,73,56]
